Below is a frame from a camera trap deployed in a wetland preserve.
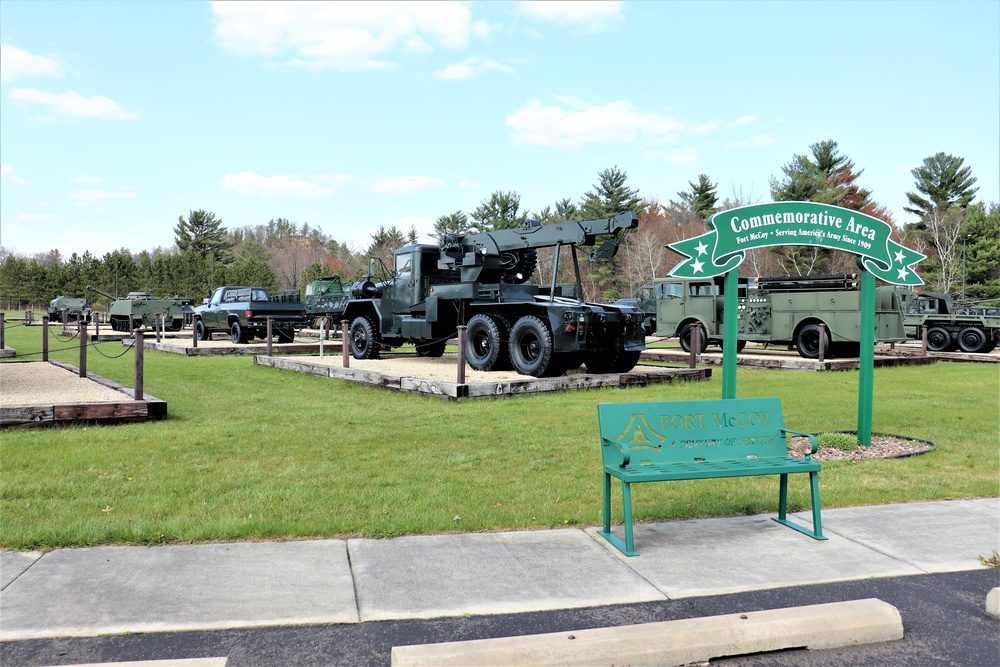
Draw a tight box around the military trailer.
[303,276,352,328]
[337,212,646,377]
[902,292,1000,353]
[649,274,911,358]
[47,296,91,323]
[87,285,185,332]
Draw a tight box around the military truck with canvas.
[303,275,352,328]
[194,286,309,344]
[648,274,911,358]
[902,292,1000,353]
[337,212,646,377]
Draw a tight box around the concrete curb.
[391,598,903,667]
[988,587,1000,619]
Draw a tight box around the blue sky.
[2,0,998,258]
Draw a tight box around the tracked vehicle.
[86,285,185,332]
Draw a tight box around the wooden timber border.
[639,348,938,371]
[255,355,711,401]
[144,339,340,356]
[0,360,167,428]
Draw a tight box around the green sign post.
[667,202,925,445]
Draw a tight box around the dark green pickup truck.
[194,286,308,344]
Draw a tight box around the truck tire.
[795,323,830,359]
[231,321,248,344]
[925,325,954,352]
[510,315,557,377]
[466,314,510,371]
[276,328,294,344]
[195,319,210,341]
[956,326,990,353]
[416,340,447,357]
[718,339,747,353]
[349,315,381,359]
[585,339,640,374]
[678,323,708,354]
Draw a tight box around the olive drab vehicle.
[303,275,352,328]
[338,212,647,378]
[47,296,92,323]
[648,274,911,359]
[902,292,1000,353]
[86,285,185,332]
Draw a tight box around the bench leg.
[772,472,828,541]
[598,476,639,557]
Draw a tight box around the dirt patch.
[0,362,130,405]
[788,434,935,461]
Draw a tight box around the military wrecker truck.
[902,292,1000,353]
[194,286,309,344]
[645,273,911,358]
[336,212,646,377]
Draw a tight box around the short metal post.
[341,320,349,368]
[818,325,826,363]
[456,326,467,384]
[42,316,49,361]
[921,325,928,355]
[267,316,273,357]
[134,329,144,400]
[78,319,87,378]
[319,318,325,358]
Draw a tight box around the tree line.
[1,142,996,311]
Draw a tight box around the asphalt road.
[2,569,997,667]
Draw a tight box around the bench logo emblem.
[616,414,665,449]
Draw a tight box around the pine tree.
[471,191,527,232]
[431,211,470,239]
[678,174,718,220]
[174,210,232,262]
[903,152,979,220]
[580,166,642,218]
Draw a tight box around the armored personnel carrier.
[87,285,185,332]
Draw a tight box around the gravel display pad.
[0,362,131,406]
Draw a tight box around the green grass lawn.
[1,320,997,550]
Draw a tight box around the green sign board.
[668,202,925,285]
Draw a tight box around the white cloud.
[18,213,59,221]
[434,56,513,80]
[0,163,31,185]
[0,44,61,82]
[370,175,445,195]
[72,188,138,206]
[643,147,698,166]
[731,115,760,126]
[505,97,681,148]
[517,1,624,32]
[731,135,774,148]
[211,1,477,71]
[219,172,353,198]
[74,175,104,184]
[9,89,138,120]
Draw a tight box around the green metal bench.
[598,397,827,556]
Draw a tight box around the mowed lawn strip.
[1,322,997,550]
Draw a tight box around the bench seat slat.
[611,456,820,481]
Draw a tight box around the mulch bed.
[788,433,936,461]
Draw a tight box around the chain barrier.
[90,336,136,359]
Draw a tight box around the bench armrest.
[782,428,818,460]
[602,437,632,466]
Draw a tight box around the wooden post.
[134,329,144,400]
[689,325,700,369]
[78,319,87,378]
[921,325,928,354]
[456,326,467,384]
[267,316,274,357]
[42,316,49,361]
[62,311,68,329]
[341,320,350,368]
[129,314,135,331]
[94,311,99,337]
[155,314,162,343]
[818,325,826,363]
[319,318,325,358]
[0,312,4,350]
[192,318,198,348]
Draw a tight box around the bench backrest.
[598,398,788,467]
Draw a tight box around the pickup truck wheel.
[349,316,380,359]
[678,323,708,353]
[195,320,210,341]
[956,326,989,353]
[795,323,830,359]
[466,314,508,370]
[276,329,294,344]
[510,315,555,377]
[231,321,248,344]
[925,325,953,352]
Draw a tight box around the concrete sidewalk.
[1,498,997,642]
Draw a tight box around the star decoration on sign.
[691,259,705,274]
[897,267,909,280]
[894,250,906,264]
[694,241,709,256]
